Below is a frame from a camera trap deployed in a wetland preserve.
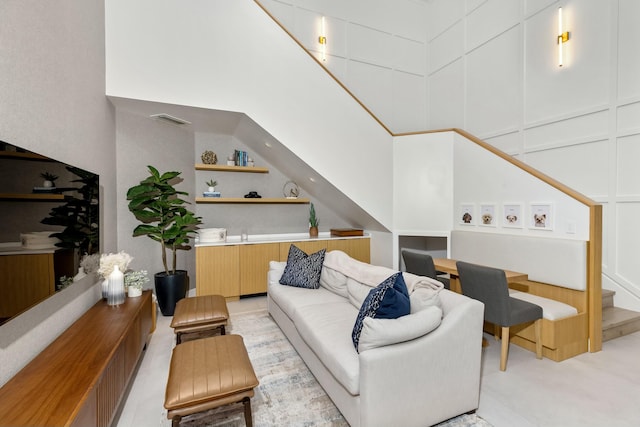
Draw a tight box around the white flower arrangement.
[98,251,133,279]
[80,253,101,275]
[124,270,149,290]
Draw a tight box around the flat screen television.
[0,141,99,325]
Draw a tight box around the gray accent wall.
[0,0,116,386]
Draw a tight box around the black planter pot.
[154,270,188,316]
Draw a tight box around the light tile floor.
[116,296,640,427]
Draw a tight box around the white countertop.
[195,231,369,247]
[0,242,58,255]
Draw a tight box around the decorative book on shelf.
[330,228,364,237]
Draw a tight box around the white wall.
[393,132,454,234]
[426,0,640,310]
[259,0,429,133]
[453,133,590,239]
[0,0,116,386]
[105,0,394,232]
[106,0,640,307]
[260,0,639,307]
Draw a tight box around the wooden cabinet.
[0,291,154,427]
[279,239,370,263]
[196,236,370,299]
[0,250,75,319]
[240,243,279,295]
[196,245,240,297]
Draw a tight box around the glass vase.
[107,265,126,306]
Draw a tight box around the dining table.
[433,258,529,294]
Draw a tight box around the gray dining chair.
[456,261,543,371]
[401,250,450,289]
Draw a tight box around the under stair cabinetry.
[196,235,370,299]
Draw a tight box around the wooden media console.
[0,290,154,426]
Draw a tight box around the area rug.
[162,310,492,427]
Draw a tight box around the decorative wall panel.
[524,1,610,124]
[347,60,394,124]
[484,131,522,155]
[523,109,608,150]
[428,21,464,74]
[616,134,640,197]
[428,59,464,129]
[617,102,640,135]
[465,27,521,136]
[618,0,640,99]
[427,0,464,41]
[392,71,427,132]
[465,0,521,53]
[524,140,609,197]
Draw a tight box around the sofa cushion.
[347,277,374,308]
[319,265,349,298]
[292,301,361,395]
[358,305,443,352]
[268,282,346,320]
[352,273,411,352]
[409,286,443,313]
[279,245,326,289]
[509,290,578,320]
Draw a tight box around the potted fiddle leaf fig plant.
[126,165,202,315]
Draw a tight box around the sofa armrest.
[358,297,484,427]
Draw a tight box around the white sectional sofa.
[267,250,485,427]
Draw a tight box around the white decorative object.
[198,228,227,243]
[101,278,109,299]
[283,181,300,199]
[74,266,87,281]
[20,231,60,249]
[107,265,125,306]
[128,286,142,298]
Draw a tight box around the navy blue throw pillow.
[279,244,326,289]
[352,272,410,352]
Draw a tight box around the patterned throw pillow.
[279,245,326,289]
[351,272,411,352]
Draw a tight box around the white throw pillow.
[357,305,443,352]
[410,286,442,313]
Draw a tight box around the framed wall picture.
[530,203,553,230]
[502,203,523,228]
[459,203,475,225]
[479,204,497,227]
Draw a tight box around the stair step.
[602,289,615,309]
[602,306,640,342]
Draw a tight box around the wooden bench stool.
[170,295,229,344]
[164,334,259,426]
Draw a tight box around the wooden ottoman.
[164,334,259,427]
[170,295,229,344]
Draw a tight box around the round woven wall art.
[201,150,217,164]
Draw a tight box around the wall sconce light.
[557,7,570,67]
[318,16,327,62]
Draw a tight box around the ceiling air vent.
[149,114,191,126]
